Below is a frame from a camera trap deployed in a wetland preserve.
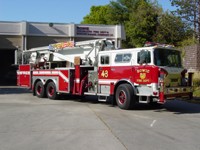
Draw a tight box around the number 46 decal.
[101,70,108,78]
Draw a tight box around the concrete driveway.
[0,87,200,150]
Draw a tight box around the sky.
[0,0,174,24]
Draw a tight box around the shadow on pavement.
[1,87,199,114]
[0,86,31,95]
[155,100,200,114]
[59,95,200,114]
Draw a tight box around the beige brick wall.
[183,44,200,72]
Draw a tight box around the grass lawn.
[184,87,200,104]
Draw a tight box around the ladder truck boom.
[23,39,114,66]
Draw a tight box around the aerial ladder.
[23,39,114,69]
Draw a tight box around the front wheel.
[115,84,135,110]
[46,82,58,100]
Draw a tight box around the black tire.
[115,84,135,110]
[35,81,45,98]
[46,82,58,100]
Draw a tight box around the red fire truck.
[17,39,193,109]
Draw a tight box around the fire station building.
[0,21,125,85]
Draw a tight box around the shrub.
[192,72,200,87]
[193,78,200,87]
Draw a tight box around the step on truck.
[17,39,193,110]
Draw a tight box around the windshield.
[154,48,182,67]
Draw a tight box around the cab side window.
[100,55,110,65]
[137,50,151,64]
[115,53,132,63]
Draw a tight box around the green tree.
[153,12,192,46]
[126,0,159,47]
[81,5,110,24]
[81,0,145,47]
[170,0,200,42]
[106,0,140,25]
[81,0,192,47]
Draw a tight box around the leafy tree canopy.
[81,0,193,47]
[170,0,199,43]
[126,0,159,47]
[81,5,110,24]
[153,11,193,45]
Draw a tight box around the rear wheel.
[115,84,135,110]
[35,81,45,98]
[46,82,58,100]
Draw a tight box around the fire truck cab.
[17,39,193,110]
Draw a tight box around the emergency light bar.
[144,41,174,48]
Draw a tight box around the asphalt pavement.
[0,86,200,150]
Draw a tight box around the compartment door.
[17,64,31,88]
